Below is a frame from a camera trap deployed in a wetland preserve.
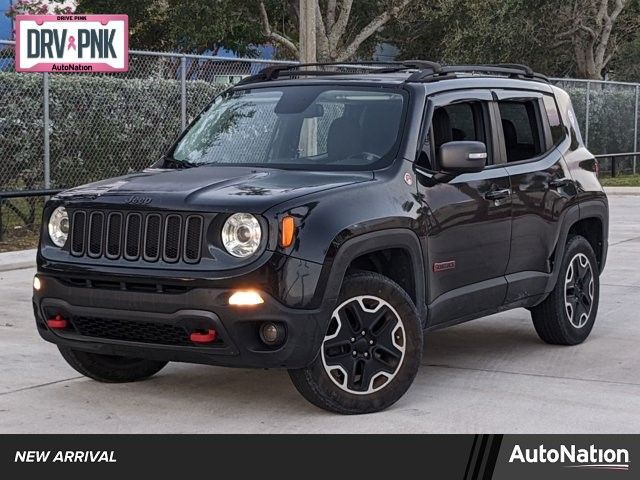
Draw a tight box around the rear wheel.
[289,272,422,414]
[531,235,600,345]
[58,346,167,383]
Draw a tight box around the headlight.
[48,206,69,247]
[221,213,262,258]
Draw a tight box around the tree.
[386,0,572,74]
[388,0,640,80]
[258,0,414,61]
[552,0,636,79]
[75,0,264,55]
[5,0,75,17]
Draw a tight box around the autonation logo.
[509,444,630,471]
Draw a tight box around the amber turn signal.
[280,216,295,248]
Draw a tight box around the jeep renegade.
[33,62,608,414]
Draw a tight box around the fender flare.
[311,228,427,320]
[543,198,608,294]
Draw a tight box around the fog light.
[33,276,41,291]
[228,290,264,306]
[259,322,285,346]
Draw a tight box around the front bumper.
[33,273,330,369]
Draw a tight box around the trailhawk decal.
[433,260,456,272]
[15,14,128,72]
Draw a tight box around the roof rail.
[234,60,548,86]
[406,63,548,83]
[236,60,441,86]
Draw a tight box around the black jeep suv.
[34,62,608,414]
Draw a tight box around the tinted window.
[430,102,488,167]
[543,95,565,145]
[450,104,477,140]
[498,101,542,162]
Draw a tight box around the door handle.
[484,189,511,201]
[549,178,571,189]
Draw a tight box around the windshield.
[171,85,407,169]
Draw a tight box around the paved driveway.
[1,195,639,433]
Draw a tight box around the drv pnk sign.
[15,15,128,73]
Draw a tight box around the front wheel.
[530,235,600,345]
[289,272,423,414]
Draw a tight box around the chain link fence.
[552,77,639,176]
[1,39,639,248]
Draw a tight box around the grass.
[599,174,640,187]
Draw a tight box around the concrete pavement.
[0,249,36,272]
[0,196,639,433]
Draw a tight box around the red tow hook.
[47,315,68,330]
[190,329,217,344]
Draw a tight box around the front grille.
[70,209,204,264]
[71,316,194,346]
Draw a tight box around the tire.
[58,346,168,383]
[531,235,600,345]
[288,272,423,414]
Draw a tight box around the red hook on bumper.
[47,315,68,329]
[190,329,217,344]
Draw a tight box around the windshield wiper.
[162,156,198,169]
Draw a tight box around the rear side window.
[498,101,543,162]
[542,95,565,145]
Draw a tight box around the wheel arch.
[313,229,427,322]
[545,199,608,294]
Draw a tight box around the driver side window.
[427,101,490,169]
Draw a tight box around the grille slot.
[70,211,86,256]
[163,215,182,263]
[144,214,162,261]
[87,212,104,257]
[124,213,142,260]
[105,213,123,259]
[184,216,203,263]
[69,209,205,264]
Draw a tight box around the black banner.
[0,435,636,479]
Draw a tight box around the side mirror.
[438,141,487,174]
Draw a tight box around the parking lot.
[0,194,638,433]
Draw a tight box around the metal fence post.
[634,85,639,175]
[43,72,51,190]
[584,80,591,149]
[181,55,187,131]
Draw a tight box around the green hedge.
[0,72,226,191]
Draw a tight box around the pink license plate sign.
[15,14,128,73]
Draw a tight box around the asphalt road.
[1,195,639,433]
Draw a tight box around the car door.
[492,89,577,303]
[414,90,512,326]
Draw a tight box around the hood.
[56,166,373,213]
